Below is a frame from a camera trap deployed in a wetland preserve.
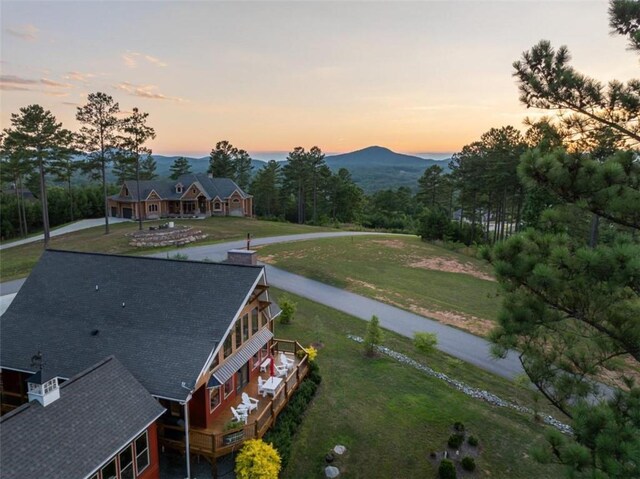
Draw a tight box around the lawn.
[271,289,565,478]
[259,235,501,336]
[0,217,336,282]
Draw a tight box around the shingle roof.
[0,356,165,479]
[111,173,251,201]
[0,250,264,400]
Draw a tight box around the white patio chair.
[275,364,288,378]
[258,376,266,396]
[242,392,259,413]
[231,406,248,424]
[280,352,294,370]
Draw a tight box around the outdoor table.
[261,376,283,397]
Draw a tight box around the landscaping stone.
[333,445,346,455]
[347,334,573,435]
[127,225,207,248]
[325,466,340,478]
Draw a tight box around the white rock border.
[347,335,573,435]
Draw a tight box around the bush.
[413,332,438,354]
[438,459,457,479]
[467,435,479,447]
[461,456,476,472]
[235,439,281,479]
[453,422,465,432]
[447,433,464,448]
[364,315,383,356]
[279,295,296,324]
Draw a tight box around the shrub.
[225,419,244,431]
[308,361,322,385]
[413,332,438,354]
[235,439,281,479]
[453,422,465,432]
[447,433,464,448]
[467,435,479,447]
[438,459,457,479]
[279,296,296,324]
[461,456,476,472]
[364,315,383,356]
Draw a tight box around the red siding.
[189,386,208,429]
[138,423,160,479]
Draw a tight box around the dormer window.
[176,183,183,194]
[124,186,129,196]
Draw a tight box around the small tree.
[169,156,191,180]
[235,439,281,479]
[414,332,438,354]
[438,459,457,479]
[364,315,383,356]
[279,296,296,325]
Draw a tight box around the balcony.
[158,339,310,459]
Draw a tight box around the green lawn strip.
[0,217,337,282]
[271,289,564,479]
[259,235,500,332]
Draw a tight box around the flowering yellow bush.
[305,345,318,362]
[235,439,281,479]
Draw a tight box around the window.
[119,445,134,479]
[192,187,197,194]
[135,431,150,474]
[251,308,259,334]
[101,458,117,479]
[261,310,268,327]
[210,386,221,411]
[223,335,232,358]
[209,354,219,371]
[235,320,242,349]
[242,314,249,342]
[213,202,221,210]
[232,198,240,203]
[252,352,260,370]
[124,187,129,196]
[148,204,158,212]
[224,377,233,398]
[176,184,183,194]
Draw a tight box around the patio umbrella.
[269,352,276,377]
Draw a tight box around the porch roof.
[209,327,273,386]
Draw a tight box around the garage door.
[122,207,133,219]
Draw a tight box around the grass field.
[259,235,501,336]
[271,289,564,478]
[0,217,336,282]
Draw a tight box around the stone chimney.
[227,249,257,266]
[27,370,60,407]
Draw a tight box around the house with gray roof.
[108,173,253,220]
[1,356,165,479]
[0,249,310,478]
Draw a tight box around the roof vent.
[95,285,99,291]
[27,369,60,407]
[122,302,125,308]
[91,329,100,336]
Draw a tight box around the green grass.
[0,217,336,282]
[271,289,564,478]
[259,235,501,336]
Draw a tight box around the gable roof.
[0,250,264,401]
[0,356,165,479]
[110,173,251,201]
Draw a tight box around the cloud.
[0,84,31,91]
[122,51,168,68]
[64,71,95,83]
[44,91,70,97]
[0,74,38,85]
[62,101,80,106]
[6,24,39,41]
[114,81,184,102]
[41,78,72,88]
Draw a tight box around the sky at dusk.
[1,1,637,157]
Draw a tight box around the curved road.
[1,231,525,380]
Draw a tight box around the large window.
[224,377,233,398]
[135,432,150,474]
[101,458,117,479]
[210,386,221,411]
[242,314,249,342]
[223,335,232,358]
[119,445,134,479]
[235,320,242,349]
[148,204,158,212]
[251,308,259,334]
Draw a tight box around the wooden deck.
[158,340,310,459]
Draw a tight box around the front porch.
[158,340,310,460]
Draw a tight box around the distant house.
[1,356,165,479]
[107,173,253,220]
[0,249,309,477]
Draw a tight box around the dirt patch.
[408,257,495,282]
[259,254,277,264]
[257,249,310,264]
[370,239,406,249]
[347,277,384,292]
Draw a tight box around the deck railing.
[158,339,310,459]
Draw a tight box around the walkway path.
[0,231,524,380]
[0,217,131,251]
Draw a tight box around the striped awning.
[208,327,273,387]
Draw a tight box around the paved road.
[0,217,131,251]
[1,231,525,380]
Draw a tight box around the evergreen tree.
[364,315,383,357]
[233,148,253,191]
[48,129,79,221]
[282,147,309,224]
[76,92,121,235]
[139,154,157,180]
[251,160,282,217]
[327,168,363,223]
[208,140,237,178]
[417,165,444,208]
[169,156,192,180]
[120,107,156,230]
[0,133,32,237]
[3,105,72,247]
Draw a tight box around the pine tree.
[364,315,383,357]
[139,154,157,180]
[169,156,191,180]
[251,160,282,217]
[208,140,237,178]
